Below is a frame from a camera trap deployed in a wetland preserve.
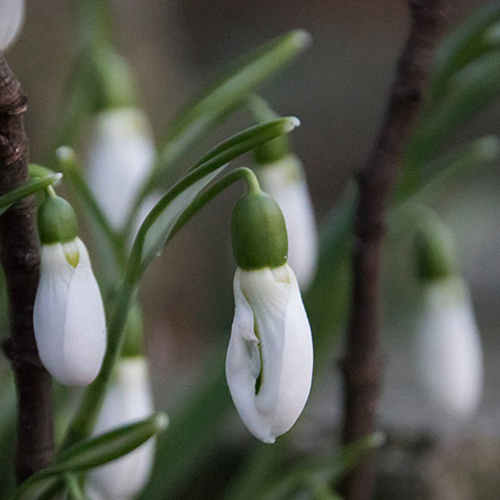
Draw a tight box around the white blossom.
[415,277,483,419]
[87,108,155,230]
[226,264,313,443]
[256,155,317,289]
[87,357,155,500]
[0,0,25,51]
[33,238,106,386]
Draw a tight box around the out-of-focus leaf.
[406,50,500,170]
[432,2,500,101]
[143,30,311,193]
[396,135,500,203]
[136,118,300,278]
[0,173,62,216]
[16,414,168,499]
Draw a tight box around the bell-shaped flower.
[256,154,318,289]
[413,220,483,420]
[33,194,106,386]
[0,0,25,51]
[87,107,155,230]
[87,356,155,500]
[227,188,313,443]
[415,276,483,419]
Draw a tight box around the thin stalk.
[339,1,448,499]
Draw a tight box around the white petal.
[226,265,313,443]
[87,108,155,229]
[34,243,74,382]
[257,155,318,289]
[61,239,107,386]
[0,0,25,51]
[415,277,483,419]
[87,357,155,499]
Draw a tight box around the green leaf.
[143,30,311,192]
[0,173,62,216]
[134,118,300,279]
[432,2,500,101]
[397,135,500,203]
[406,50,500,170]
[16,413,168,499]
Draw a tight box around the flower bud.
[87,107,155,230]
[34,195,106,386]
[0,0,25,51]
[231,189,288,270]
[87,357,155,499]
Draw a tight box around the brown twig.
[0,50,54,483]
[339,2,448,499]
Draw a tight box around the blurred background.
[3,0,500,498]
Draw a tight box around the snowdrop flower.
[87,356,155,499]
[256,154,318,289]
[227,188,313,443]
[415,277,483,419]
[0,0,25,51]
[87,107,155,230]
[34,193,106,386]
[414,221,483,420]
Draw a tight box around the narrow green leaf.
[406,50,500,170]
[0,173,62,216]
[397,135,500,203]
[16,414,168,499]
[135,118,300,277]
[143,30,310,192]
[433,2,500,100]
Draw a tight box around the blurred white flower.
[87,357,155,500]
[34,238,106,386]
[0,0,25,51]
[415,277,483,419]
[256,155,317,289]
[226,264,313,443]
[87,107,155,230]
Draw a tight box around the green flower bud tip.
[232,190,288,270]
[37,194,78,246]
[415,223,458,283]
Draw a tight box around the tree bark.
[339,2,448,499]
[0,50,54,483]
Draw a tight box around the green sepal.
[122,302,144,357]
[250,96,291,164]
[37,195,78,245]
[414,219,457,283]
[232,190,288,270]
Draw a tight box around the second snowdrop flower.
[0,0,25,51]
[87,107,155,230]
[34,192,106,386]
[227,187,313,444]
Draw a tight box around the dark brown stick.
[0,50,54,483]
[339,2,448,499]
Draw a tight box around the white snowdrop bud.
[87,357,155,500]
[87,107,155,230]
[0,0,25,51]
[34,195,106,386]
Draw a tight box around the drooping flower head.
[34,192,106,386]
[0,0,25,51]
[414,219,483,420]
[227,187,313,443]
[86,107,155,230]
[87,356,155,499]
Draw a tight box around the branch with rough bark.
[339,1,448,499]
[0,49,54,484]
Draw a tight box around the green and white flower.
[0,0,25,51]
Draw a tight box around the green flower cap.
[250,96,291,165]
[37,195,78,245]
[415,220,458,283]
[232,189,288,270]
